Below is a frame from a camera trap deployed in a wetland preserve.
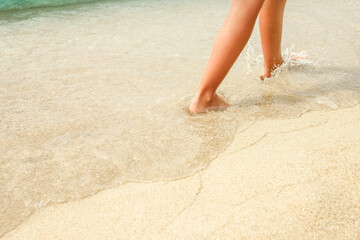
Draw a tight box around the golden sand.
[3,104,360,240]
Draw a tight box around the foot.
[260,58,285,81]
[189,93,229,114]
[260,54,309,80]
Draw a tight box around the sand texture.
[3,104,360,240]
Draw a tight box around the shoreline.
[3,104,360,239]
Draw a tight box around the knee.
[230,0,265,15]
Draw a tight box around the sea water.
[1,0,359,237]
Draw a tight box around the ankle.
[195,90,215,104]
[264,56,284,71]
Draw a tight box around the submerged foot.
[189,93,229,114]
[260,58,285,81]
[260,54,309,80]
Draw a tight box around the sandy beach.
[1,0,360,239]
[3,103,360,239]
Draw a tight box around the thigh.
[230,0,265,14]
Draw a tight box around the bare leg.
[189,0,265,114]
[259,0,287,80]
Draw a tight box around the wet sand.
[1,0,360,238]
[1,0,360,235]
[3,103,360,240]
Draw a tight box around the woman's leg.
[259,0,287,80]
[189,0,265,113]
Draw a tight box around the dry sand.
[3,104,360,240]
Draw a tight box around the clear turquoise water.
[0,0,100,11]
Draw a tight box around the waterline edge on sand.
[3,103,360,240]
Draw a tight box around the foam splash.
[262,48,312,82]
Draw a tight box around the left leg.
[189,0,265,114]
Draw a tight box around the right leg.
[259,0,287,80]
[259,0,307,80]
[189,0,265,114]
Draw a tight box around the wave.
[0,0,103,11]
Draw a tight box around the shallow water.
[0,0,99,11]
[1,0,359,237]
